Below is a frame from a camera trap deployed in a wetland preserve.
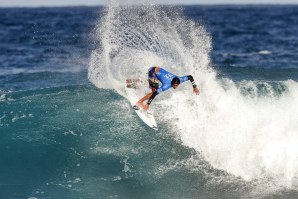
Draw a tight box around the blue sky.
[1,0,298,7]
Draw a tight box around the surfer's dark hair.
[171,77,180,86]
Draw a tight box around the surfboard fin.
[133,105,140,110]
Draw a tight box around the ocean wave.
[88,1,298,195]
[0,66,85,76]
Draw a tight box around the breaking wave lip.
[166,77,298,187]
[88,0,298,195]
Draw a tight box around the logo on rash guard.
[164,73,174,80]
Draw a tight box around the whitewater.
[88,0,298,196]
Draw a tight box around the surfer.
[136,67,200,111]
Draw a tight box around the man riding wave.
[136,66,200,111]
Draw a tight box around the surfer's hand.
[193,87,200,95]
[143,104,149,111]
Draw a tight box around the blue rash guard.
[156,68,188,94]
[149,67,189,94]
[146,67,197,105]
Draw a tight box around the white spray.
[88,0,298,192]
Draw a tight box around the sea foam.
[88,0,298,192]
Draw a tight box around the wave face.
[89,1,298,195]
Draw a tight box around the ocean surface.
[1,3,298,199]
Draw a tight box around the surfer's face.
[172,83,179,89]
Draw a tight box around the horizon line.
[1,3,298,8]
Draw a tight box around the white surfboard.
[125,80,158,130]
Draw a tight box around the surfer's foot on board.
[136,101,149,111]
[136,101,143,108]
[143,104,149,111]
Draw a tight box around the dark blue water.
[186,5,298,81]
[1,5,298,199]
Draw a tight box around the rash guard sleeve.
[187,75,197,88]
[179,75,189,83]
[179,75,197,88]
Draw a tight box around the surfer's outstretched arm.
[187,75,200,95]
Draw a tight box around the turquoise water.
[1,85,229,198]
